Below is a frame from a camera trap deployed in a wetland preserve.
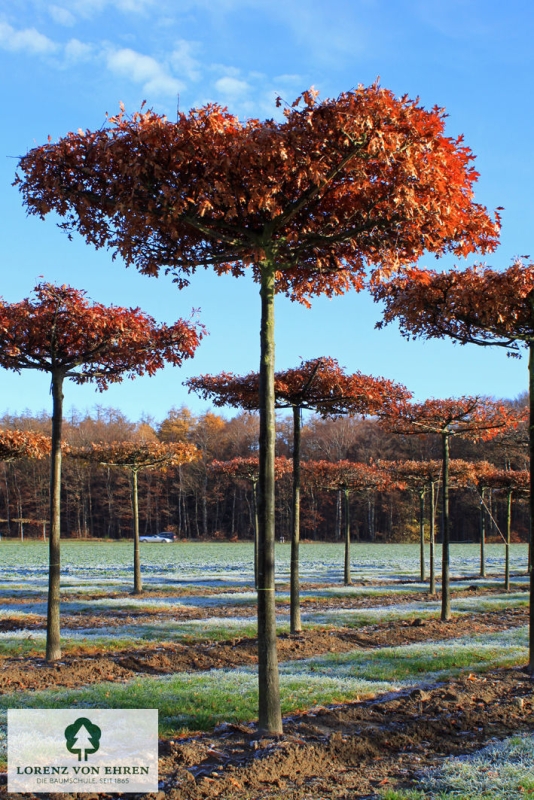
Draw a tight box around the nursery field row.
[0,541,528,590]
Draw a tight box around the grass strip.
[381,733,534,799]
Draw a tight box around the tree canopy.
[16,86,500,303]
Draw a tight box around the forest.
[0,397,528,546]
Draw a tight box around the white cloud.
[64,38,93,62]
[107,47,184,97]
[0,21,57,54]
[170,39,201,82]
[214,76,250,97]
[48,5,76,26]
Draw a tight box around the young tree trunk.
[257,260,282,735]
[441,434,451,621]
[290,405,302,634]
[46,371,64,661]
[480,487,487,578]
[419,489,426,582]
[429,481,436,595]
[344,487,351,585]
[530,340,534,673]
[252,479,259,590]
[505,489,512,591]
[132,469,142,594]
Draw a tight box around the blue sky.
[0,0,532,423]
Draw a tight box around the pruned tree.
[374,260,534,667]
[71,441,198,593]
[0,282,203,660]
[209,456,292,586]
[381,458,475,592]
[475,465,529,590]
[188,358,410,632]
[380,397,515,621]
[0,429,51,539]
[16,86,500,733]
[303,460,391,585]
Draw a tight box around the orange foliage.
[187,357,411,416]
[71,441,198,472]
[209,457,292,483]
[373,260,534,354]
[303,460,391,493]
[380,396,517,441]
[16,87,499,305]
[0,429,50,462]
[0,283,203,388]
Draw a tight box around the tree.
[373,260,534,667]
[380,397,515,621]
[303,460,391,584]
[188,358,410,632]
[71,440,198,593]
[475,465,529,589]
[381,458,475,592]
[16,86,500,734]
[0,429,51,539]
[209,456,292,585]
[0,282,203,660]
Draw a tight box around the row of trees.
[14,83,531,731]
[0,404,527,546]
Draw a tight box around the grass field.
[0,540,530,798]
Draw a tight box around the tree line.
[0,400,527,545]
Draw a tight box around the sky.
[0,0,533,424]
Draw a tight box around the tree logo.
[64,717,101,761]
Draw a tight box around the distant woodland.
[0,398,528,544]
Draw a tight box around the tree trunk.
[46,371,64,661]
[252,479,259,590]
[441,434,451,621]
[344,487,351,585]
[505,489,512,591]
[419,489,426,582]
[480,487,487,578]
[132,469,142,594]
[530,340,534,673]
[257,261,282,735]
[429,481,436,595]
[290,405,302,634]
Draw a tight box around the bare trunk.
[480,487,487,578]
[132,469,142,594]
[257,261,282,735]
[46,371,64,661]
[343,488,351,585]
[429,481,436,595]
[441,433,451,621]
[419,489,425,582]
[252,479,259,590]
[290,405,302,634]
[505,489,512,591]
[530,341,534,672]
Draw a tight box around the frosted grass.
[418,734,534,799]
[0,541,527,592]
[0,626,528,764]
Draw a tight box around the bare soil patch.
[0,606,526,692]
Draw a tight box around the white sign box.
[8,709,158,793]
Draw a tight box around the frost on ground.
[418,733,534,799]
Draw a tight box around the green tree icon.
[65,717,101,761]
